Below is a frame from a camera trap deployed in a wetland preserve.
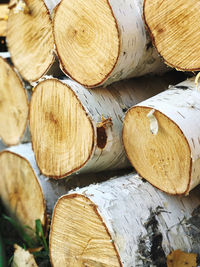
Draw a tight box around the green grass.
[0,201,50,266]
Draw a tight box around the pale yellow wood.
[0,4,8,36]
[123,106,191,195]
[144,0,200,70]
[0,151,46,237]
[7,0,55,81]
[53,0,119,87]
[30,79,94,178]
[0,57,28,146]
[12,245,38,267]
[50,195,121,266]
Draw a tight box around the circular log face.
[29,79,94,178]
[53,0,119,87]
[144,0,200,71]
[7,0,54,82]
[0,57,28,145]
[50,195,121,266]
[123,106,191,195]
[0,151,46,236]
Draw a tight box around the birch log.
[53,0,167,88]
[0,143,127,236]
[29,73,184,178]
[0,56,29,146]
[49,173,200,266]
[6,0,59,82]
[123,78,200,195]
[0,4,8,37]
[143,0,200,71]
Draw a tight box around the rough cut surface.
[7,0,55,82]
[0,57,28,146]
[29,74,181,178]
[53,0,166,87]
[50,173,200,266]
[0,4,9,37]
[123,78,200,195]
[144,0,200,71]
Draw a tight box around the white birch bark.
[135,78,200,193]
[43,0,60,14]
[50,173,200,266]
[104,0,167,86]
[30,74,181,177]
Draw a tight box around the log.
[29,73,184,178]
[0,143,129,235]
[53,0,167,88]
[49,173,200,266]
[6,0,57,82]
[0,4,9,37]
[143,0,200,71]
[0,56,29,146]
[123,78,200,195]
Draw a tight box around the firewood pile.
[0,0,200,266]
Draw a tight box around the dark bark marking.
[175,86,189,90]
[137,207,167,267]
[97,126,107,149]
[177,111,185,119]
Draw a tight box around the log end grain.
[0,150,46,237]
[29,79,94,178]
[53,0,119,87]
[123,106,191,195]
[6,0,55,82]
[49,194,121,266]
[144,0,200,71]
[0,57,28,146]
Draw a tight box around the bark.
[143,0,200,71]
[49,173,200,267]
[0,56,29,146]
[29,73,183,178]
[53,0,168,88]
[43,0,60,14]
[123,78,200,195]
[6,0,59,82]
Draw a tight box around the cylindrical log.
[143,0,200,71]
[0,143,68,236]
[29,73,184,178]
[53,0,167,88]
[6,0,57,82]
[0,3,9,52]
[49,173,200,266]
[0,56,29,146]
[123,78,200,195]
[0,143,128,235]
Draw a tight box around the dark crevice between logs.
[137,206,167,267]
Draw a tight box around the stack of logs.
[1,0,200,266]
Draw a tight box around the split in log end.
[50,194,121,266]
[0,151,46,237]
[54,0,119,87]
[144,0,200,71]
[0,57,28,146]
[123,106,191,195]
[7,0,55,82]
[30,79,94,178]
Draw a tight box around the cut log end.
[123,106,191,195]
[0,151,46,236]
[0,57,28,146]
[54,0,119,87]
[50,194,121,267]
[7,0,54,82]
[144,0,200,71]
[30,79,94,178]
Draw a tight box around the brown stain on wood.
[97,126,107,149]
